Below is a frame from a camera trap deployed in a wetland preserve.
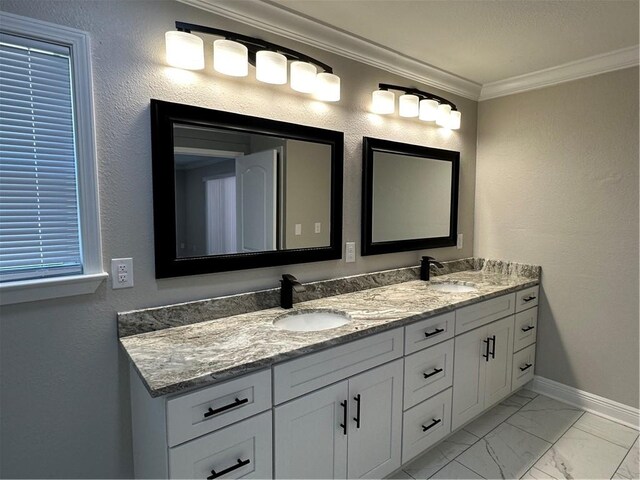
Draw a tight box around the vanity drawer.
[403,339,454,409]
[273,327,403,404]
[514,307,538,352]
[167,369,271,447]
[168,411,272,479]
[455,293,515,334]
[404,312,455,355]
[516,286,539,313]
[512,344,536,390]
[402,388,452,464]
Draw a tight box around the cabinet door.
[347,359,403,479]
[452,326,488,430]
[484,316,515,407]
[274,381,348,479]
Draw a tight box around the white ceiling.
[180,0,639,99]
[267,0,639,85]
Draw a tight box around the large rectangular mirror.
[361,137,459,256]
[151,100,343,278]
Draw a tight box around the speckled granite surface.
[120,258,540,397]
[118,258,479,338]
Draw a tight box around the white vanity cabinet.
[274,359,403,479]
[451,313,515,430]
[129,284,540,480]
[273,329,404,480]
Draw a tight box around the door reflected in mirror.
[174,124,332,258]
[362,137,459,256]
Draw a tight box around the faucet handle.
[282,273,298,283]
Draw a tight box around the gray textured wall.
[0,1,477,477]
[475,68,639,408]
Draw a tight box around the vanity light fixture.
[165,21,341,101]
[371,83,461,130]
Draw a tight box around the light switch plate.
[345,242,356,263]
[295,224,302,235]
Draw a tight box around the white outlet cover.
[295,224,302,235]
[111,258,134,289]
[457,233,463,249]
[314,222,321,234]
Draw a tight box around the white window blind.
[0,33,83,282]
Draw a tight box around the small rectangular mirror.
[361,137,459,256]
[151,100,343,278]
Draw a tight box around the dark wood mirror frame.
[150,99,344,278]
[361,137,460,256]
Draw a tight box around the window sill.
[0,272,108,306]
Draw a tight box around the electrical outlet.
[295,224,302,236]
[345,242,356,263]
[111,258,134,289]
[457,233,463,250]
[314,222,321,234]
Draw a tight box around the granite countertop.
[120,261,540,397]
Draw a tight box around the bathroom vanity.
[120,259,540,479]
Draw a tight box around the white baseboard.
[531,376,639,429]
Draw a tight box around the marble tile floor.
[391,389,639,479]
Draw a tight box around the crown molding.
[480,45,640,101]
[176,0,482,100]
[176,0,639,103]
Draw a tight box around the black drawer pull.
[423,368,444,379]
[482,338,490,361]
[421,418,441,432]
[207,458,250,479]
[520,363,533,372]
[204,397,249,418]
[339,400,347,435]
[424,327,445,338]
[353,394,361,428]
[489,335,496,359]
[523,295,536,302]
[521,325,535,332]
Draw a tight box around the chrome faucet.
[420,256,444,281]
[280,274,306,309]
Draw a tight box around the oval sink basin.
[273,309,351,332]
[429,283,477,293]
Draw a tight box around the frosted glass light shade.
[448,110,461,130]
[436,103,452,126]
[165,31,204,70]
[256,50,287,84]
[315,72,340,102]
[398,94,419,117]
[290,61,317,93]
[213,39,248,77]
[371,90,395,114]
[419,99,438,121]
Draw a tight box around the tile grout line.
[608,435,639,480]
[571,421,640,450]
[429,459,488,480]
[531,409,588,479]
[454,392,542,479]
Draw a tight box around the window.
[0,13,105,304]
